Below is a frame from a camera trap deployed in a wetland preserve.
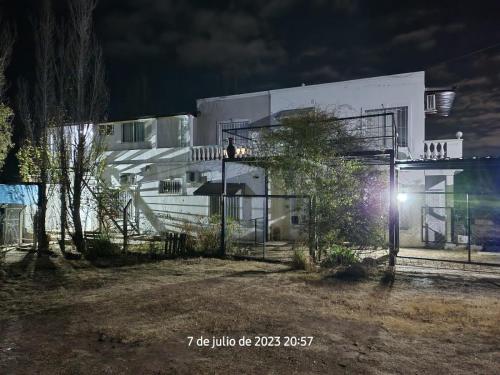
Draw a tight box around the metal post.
[395,168,400,254]
[308,196,313,259]
[389,150,396,267]
[466,193,471,263]
[264,169,269,259]
[254,218,257,245]
[123,201,128,253]
[220,159,226,256]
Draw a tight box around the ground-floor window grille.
[159,179,182,194]
[225,196,240,220]
[209,196,221,216]
[209,196,239,219]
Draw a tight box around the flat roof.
[197,71,425,104]
[100,112,195,125]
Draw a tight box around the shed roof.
[0,184,38,205]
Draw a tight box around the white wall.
[196,92,271,145]
[99,118,156,151]
[196,72,426,157]
[269,72,425,159]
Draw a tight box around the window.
[425,94,436,111]
[210,196,239,219]
[290,198,307,225]
[365,106,408,147]
[216,119,250,145]
[225,196,240,220]
[99,124,114,136]
[186,171,207,185]
[159,179,182,194]
[122,121,145,142]
[120,173,136,185]
[209,196,221,216]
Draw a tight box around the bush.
[84,234,121,260]
[321,244,360,268]
[196,222,220,255]
[180,215,238,256]
[292,249,308,270]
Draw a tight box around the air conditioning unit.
[425,94,436,112]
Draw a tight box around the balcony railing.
[190,145,254,161]
[423,139,463,160]
[191,146,223,161]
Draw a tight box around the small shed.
[0,184,38,246]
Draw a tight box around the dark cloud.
[4,0,493,156]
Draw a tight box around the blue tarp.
[0,184,38,205]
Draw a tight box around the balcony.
[423,139,463,160]
[190,145,254,161]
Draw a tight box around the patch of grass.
[292,249,307,270]
[321,244,360,268]
[84,235,121,260]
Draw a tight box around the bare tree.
[16,0,56,253]
[0,17,15,172]
[64,0,108,253]
[54,20,70,254]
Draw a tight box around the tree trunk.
[36,180,49,253]
[59,188,66,252]
[71,153,85,253]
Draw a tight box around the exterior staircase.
[83,180,140,237]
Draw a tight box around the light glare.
[397,193,408,203]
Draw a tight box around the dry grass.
[1,252,499,374]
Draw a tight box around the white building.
[53,71,463,249]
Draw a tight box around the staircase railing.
[83,180,126,236]
[83,180,139,237]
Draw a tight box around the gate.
[2,207,22,245]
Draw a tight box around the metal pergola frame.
[220,113,400,265]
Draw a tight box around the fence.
[397,192,500,266]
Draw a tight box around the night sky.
[2,0,500,157]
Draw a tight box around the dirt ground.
[1,251,499,374]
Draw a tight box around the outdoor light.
[397,193,408,203]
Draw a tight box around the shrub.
[179,215,238,256]
[195,219,220,255]
[84,234,121,260]
[292,249,307,270]
[321,244,360,268]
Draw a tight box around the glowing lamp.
[397,193,408,203]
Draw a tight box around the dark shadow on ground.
[224,268,293,278]
[1,251,68,288]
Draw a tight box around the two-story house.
[48,71,463,249]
